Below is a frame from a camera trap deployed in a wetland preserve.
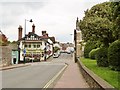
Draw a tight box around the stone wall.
[0,46,12,67]
[77,59,115,90]
[0,44,17,67]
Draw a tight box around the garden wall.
[77,58,116,90]
[0,46,12,67]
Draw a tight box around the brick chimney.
[32,24,35,33]
[46,33,48,37]
[42,31,46,36]
[18,25,22,40]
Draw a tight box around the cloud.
[0,0,109,42]
[0,1,48,28]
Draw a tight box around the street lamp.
[70,34,73,43]
[24,19,33,35]
[23,19,33,64]
[74,29,77,63]
[44,42,47,61]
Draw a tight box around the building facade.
[74,17,84,60]
[18,24,55,62]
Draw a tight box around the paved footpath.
[54,56,89,88]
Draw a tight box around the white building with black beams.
[18,24,55,63]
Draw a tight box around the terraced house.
[18,24,55,63]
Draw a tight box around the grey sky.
[0,0,109,43]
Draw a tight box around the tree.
[110,1,120,40]
[79,2,113,47]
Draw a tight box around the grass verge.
[80,58,119,89]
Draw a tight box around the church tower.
[74,17,84,61]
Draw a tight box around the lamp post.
[70,34,73,43]
[44,42,47,61]
[74,29,77,63]
[23,19,33,64]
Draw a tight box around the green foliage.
[0,40,3,46]
[96,47,109,67]
[89,48,100,59]
[81,58,119,89]
[79,2,114,46]
[0,40,9,46]
[11,41,17,44]
[84,41,97,58]
[53,46,60,53]
[110,1,120,40]
[108,40,120,71]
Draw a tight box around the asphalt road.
[2,54,70,88]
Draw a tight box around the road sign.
[23,49,26,55]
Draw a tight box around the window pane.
[25,44,27,48]
[37,45,40,48]
[34,45,36,48]
[29,44,31,48]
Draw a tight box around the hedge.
[96,47,109,67]
[108,40,120,71]
[89,48,100,59]
[84,41,97,58]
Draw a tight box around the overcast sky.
[0,0,109,43]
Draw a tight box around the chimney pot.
[18,25,23,40]
[32,24,35,33]
[42,31,46,36]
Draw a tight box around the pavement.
[54,55,89,88]
[0,63,30,71]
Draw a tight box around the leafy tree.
[79,2,113,47]
[110,1,120,40]
[11,41,17,44]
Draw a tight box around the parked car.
[66,47,74,54]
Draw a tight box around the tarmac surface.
[0,53,89,89]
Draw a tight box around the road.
[2,53,72,88]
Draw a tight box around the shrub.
[96,47,109,67]
[89,48,100,59]
[108,40,120,71]
[84,41,97,58]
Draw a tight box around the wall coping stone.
[77,59,116,90]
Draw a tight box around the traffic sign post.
[23,49,26,64]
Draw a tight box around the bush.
[96,47,109,67]
[89,48,100,59]
[84,41,97,58]
[108,40,120,71]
